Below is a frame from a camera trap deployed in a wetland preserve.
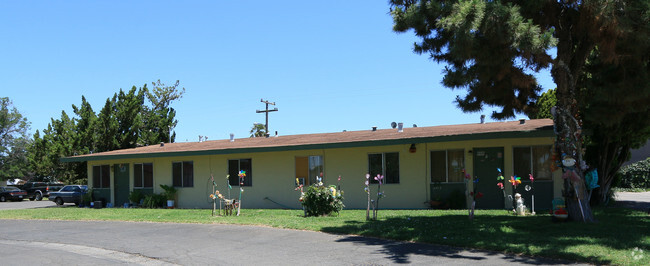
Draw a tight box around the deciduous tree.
[249,123,266,138]
[0,97,31,180]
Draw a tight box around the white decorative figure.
[515,193,526,216]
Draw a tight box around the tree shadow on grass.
[321,208,649,264]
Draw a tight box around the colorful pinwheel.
[509,175,522,186]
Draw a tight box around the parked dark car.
[0,186,27,202]
[20,181,64,201]
[49,185,88,206]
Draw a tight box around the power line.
[256,99,278,136]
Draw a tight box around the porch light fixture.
[409,144,416,153]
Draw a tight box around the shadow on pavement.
[335,235,574,265]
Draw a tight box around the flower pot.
[167,200,174,209]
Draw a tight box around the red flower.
[497,183,504,189]
[476,192,484,199]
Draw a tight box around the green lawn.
[1,207,648,265]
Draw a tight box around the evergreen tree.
[114,87,145,149]
[28,80,186,184]
[391,0,650,222]
[27,130,50,179]
[95,97,119,152]
[72,96,97,154]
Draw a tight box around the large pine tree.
[391,0,650,222]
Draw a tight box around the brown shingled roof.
[62,119,554,162]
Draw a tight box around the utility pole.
[256,99,278,136]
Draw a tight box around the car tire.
[55,198,64,206]
[35,192,43,201]
[0,196,6,202]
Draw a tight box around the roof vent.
[480,115,486,124]
[275,131,278,137]
[391,122,397,129]
[397,122,404,132]
[413,124,417,128]
[160,142,164,147]
[230,133,235,142]
[372,126,377,131]
[519,118,526,124]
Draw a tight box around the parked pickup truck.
[49,185,88,206]
[20,182,64,201]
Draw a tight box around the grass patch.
[1,207,648,265]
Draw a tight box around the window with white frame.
[368,152,399,184]
[430,149,465,182]
[295,156,323,186]
[134,163,153,188]
[513,145,553,180]
[92,165,110,188]
[172,161,194,187]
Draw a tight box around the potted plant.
[128,190,144,207]
[160,184,177,208]
[81,188,93,208]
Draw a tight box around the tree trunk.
[551,23,596,222]
[587,129,630,205]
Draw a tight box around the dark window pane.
[101,165,110,188]
[308,156,323,185]
[93,166,101,188]
[368,154,382,183]
[431,151,446,182]
[513,147,532,177]
[143,163,153,187]
[447,150,465,182]
[183,161,193,187]
[134,164,143,188]
[239,159,252,186]
[172,162,182,187]
[228,160,239,186]
[385,152,400,184]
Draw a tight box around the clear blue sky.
[1,1,554,143]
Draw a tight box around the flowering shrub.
[300,175,344,217]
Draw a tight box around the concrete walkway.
[614,191,650,211]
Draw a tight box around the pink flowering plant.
[365,174,386,220]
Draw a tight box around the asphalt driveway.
[0,220,582,265]
[1,192,647,265]
[0,199,56,210]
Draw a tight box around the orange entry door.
[295,157,309,186]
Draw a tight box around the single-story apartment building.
[62,119,562,210]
